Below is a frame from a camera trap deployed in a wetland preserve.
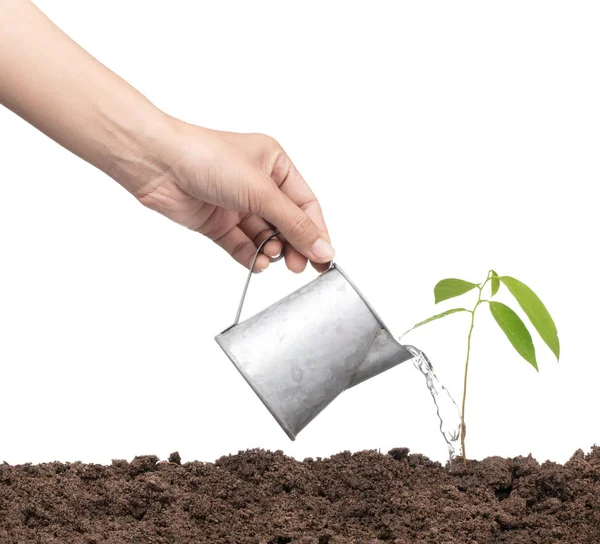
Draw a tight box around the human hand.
[135,120,333,273]
[0,1,332,274]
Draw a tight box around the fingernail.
[310,237,335,262]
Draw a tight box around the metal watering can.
[215,233,414,440]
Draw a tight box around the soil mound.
[1,447,599,543]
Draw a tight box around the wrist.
[101,107,180,198]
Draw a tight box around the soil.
[1,447,599,543]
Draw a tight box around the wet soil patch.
[1,447,599,543]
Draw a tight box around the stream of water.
[404,345,463,461]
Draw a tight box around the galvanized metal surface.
[215,244,414,440]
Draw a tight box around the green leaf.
[402,308,470,337]
[490,270,500,296]
[489,301,538,371]
[434,279,478,304]
[499,276,560,360]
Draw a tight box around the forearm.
[0,0,171,194]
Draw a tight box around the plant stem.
[460,305,477,463]
[460,272,493,464]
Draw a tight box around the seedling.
[403,270,560,462]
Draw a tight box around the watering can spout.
[348,329,413,389]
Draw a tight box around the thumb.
[255,181,335,264]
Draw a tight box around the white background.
[1,1,598,466]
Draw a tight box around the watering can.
[215,233,414,440]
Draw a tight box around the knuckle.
[288,212,314,239]
[231,240,253,261]
[247,132,281,153]
[260,133,282,151]
[254,133,286,174]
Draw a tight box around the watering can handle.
[232,231,284,326]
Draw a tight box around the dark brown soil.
[1,447,599,543]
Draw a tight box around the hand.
[0,1,333,274]
[135,120,334,273]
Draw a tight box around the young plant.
[403,270,560,462]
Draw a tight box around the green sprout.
[403,270,560,463]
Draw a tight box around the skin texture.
[0,0,333,273]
